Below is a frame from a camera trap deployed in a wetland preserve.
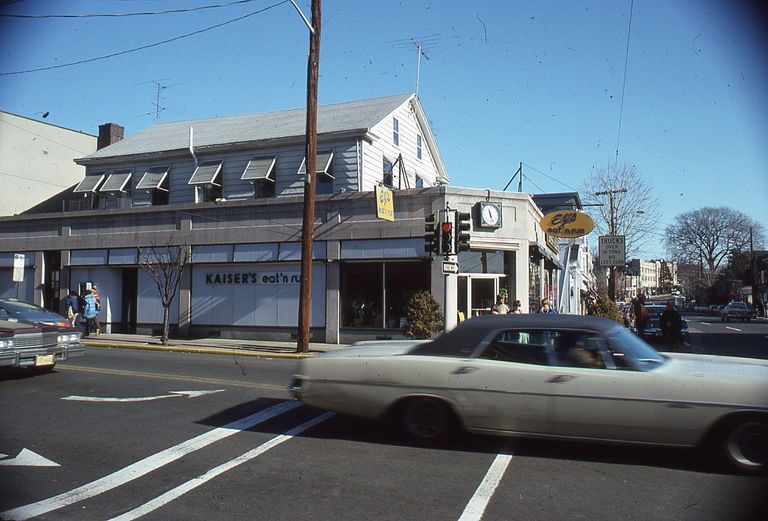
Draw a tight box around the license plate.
[35,354,55,366]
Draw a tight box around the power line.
[521,162,582,193]
[0,0,289,76]
[0,0,263,18]
[615,0,634,165]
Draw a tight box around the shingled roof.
[79,93,415,162]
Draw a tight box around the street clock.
[478,202,502,228]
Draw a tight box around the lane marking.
[0,449,60,467]
[62,390,225,403]
[700,322,711,326]
[109,412,335,521]
[0,401,301,521]
[58,365,286,391]
[458,444,514,521]
[725,326,742,332]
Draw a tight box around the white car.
[291,315,768,474]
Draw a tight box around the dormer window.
[189,160,222,203]
[298,150,334,195]
[241,156,276,199]
[136,166,170,206]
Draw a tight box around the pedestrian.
[633,293,648,337]
[90,284,102,335]
[538,298,557,315]
[491,294,510,314]
[82,289,99,337]
[511,300,522,314]
[660,300,683,351]
[62,290,81,328]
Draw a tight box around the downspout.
[189,127,198,167]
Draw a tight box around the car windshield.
[607,327,666,371]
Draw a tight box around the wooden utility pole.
[297,0,321,353]
[596,188,627,301]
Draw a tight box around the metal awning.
[297,150,334,178]
[241,156,276,182]
[136,166,170,191]
[530,244,564,270]
[73,172,106,193]
[188,161,222,185]
[99,169,132,192]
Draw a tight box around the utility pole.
[750,226,757,309]
[296,0,321,353]
[595,188,627,301]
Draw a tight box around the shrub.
[404,290,444,339]
[591,297,623,324]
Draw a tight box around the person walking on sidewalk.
[63,290,81,328]
[91,284,102,335]
[83,290,99,337]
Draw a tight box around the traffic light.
[455,211,471,252]
[424,212,439,254]
[440,210,455,255]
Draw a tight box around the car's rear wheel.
[400,397,456,441]
[722,419,768,474]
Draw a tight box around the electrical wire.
[615,0,634,165]
[521,162,582,193]
[0,0,263,18]
[0,0,289,76]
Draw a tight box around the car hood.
[318,340,430,359]
[661,353,768,380]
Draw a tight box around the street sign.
[12,254,25,282]
[442,261,458,274]
[599,235,625,266]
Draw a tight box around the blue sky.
[1,0,766,258]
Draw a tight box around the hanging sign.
[375,185,394,222]
[539,210,595,238]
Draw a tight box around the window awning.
[241,156,276,182]
[189,161,222,185]
[73,172,106,193]
[136,166,170,191]
[297,150,334,179]
[99,169,132,192]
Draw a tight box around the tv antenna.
[389,34,440,94]
[136,79,183,121]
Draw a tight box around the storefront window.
[340,261,430,328]
[529,255,542,311]
[458,251,506,274]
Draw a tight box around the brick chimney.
[97,123,124,150]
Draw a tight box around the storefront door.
[458,275,506,319]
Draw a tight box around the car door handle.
[547,375,575,384]
[453,366,479,375]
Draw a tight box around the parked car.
[291,314,768,474]
[721,301,752,322]
[0,319,84,373]
[635,304,690,345]
[0,298,70,327]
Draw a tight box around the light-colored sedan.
[291,315,768,474]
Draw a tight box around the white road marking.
[109,412,335,521]
[700,322,711,326]
[62,390,225,403]
[0,400,301,521]
[0,449,60,467]
[458,446,514,521]
[725,326,742,332]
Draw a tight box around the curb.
[82,341,317,359]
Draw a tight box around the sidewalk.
[81,333,348,359]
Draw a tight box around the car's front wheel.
[722,418,768,474]
[400,397,456,441]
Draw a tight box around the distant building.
[0,110,97,216]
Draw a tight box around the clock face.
[481,203,501,227]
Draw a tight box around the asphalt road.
[1,326,767,521]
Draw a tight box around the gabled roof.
[80,94,414,161]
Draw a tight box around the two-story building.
[0,93,561,342]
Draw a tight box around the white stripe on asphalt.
[458,446,514,521]
[0,400,302,521]
[725,326,742,332]
[109,412,335,521]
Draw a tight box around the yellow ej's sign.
[375,185,394,222]
[539,210,595,238]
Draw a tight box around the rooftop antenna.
[136,79,183,121]
[388,34,440,95]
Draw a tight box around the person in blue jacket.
[62,290,81,328]
[538,298,558,314]
[82,290,99,337]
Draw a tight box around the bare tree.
[138,239,190,346]
[581,163,661,260]
[664,207,765,288]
